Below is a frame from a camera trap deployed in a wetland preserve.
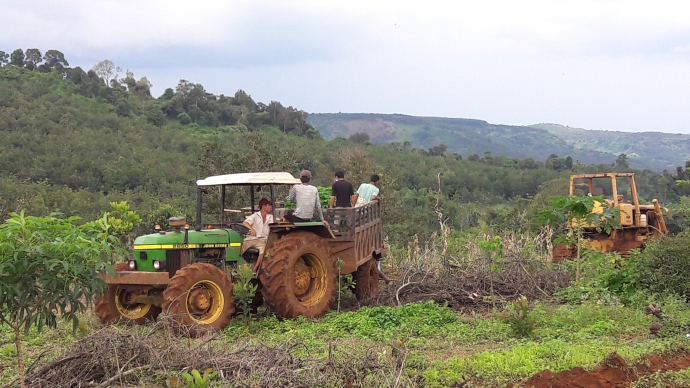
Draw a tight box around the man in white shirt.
[285,170,328,226]
[241,198,273,255]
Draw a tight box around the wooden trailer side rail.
[324,201,384,274]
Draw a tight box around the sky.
[2,0,690,133]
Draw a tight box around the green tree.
[10,48,25,67]
[564,155,573,170]
[349,132,370,144]
[0,211,120,388]
[115,100,132,116]
[178,112,192,124]
[23,48,42,70]
[42,49,69,69]
[159,87,175,100]
[0,50,8,66]
[146,105,166,127]
[538,195,619,280]
[615,154,630,170]
[428,143,448,156]
[106,201,141,248]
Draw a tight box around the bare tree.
[91,59,122,86]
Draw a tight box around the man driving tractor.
[242,198,273,255]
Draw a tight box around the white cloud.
[2,0,690,133]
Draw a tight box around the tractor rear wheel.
[353,258,379,301]
[259,232,336,318]
[162,263,234,337]
[94,262,162,325]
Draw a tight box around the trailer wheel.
[94,262,161,325]
[353,258,379,300]
[260,232,336,318]
[162,263,234,337]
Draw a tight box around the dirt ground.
[521,351,690,388]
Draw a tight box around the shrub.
[500,296,535,337]
[637,233,690,300]
[556,250,647,307]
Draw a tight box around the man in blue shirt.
[353,174,380,207]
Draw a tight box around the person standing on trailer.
[286,170,329,226]
[353,174,380,207]
[329,169,355,208]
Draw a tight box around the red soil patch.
[522,351,690,388]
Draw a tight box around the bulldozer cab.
[569,173,639,227]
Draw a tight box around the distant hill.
[307,113,688,171]
[531,123,690,172]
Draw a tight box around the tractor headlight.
[128,260,137,270]
[153,260,165,270]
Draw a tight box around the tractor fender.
[289,223,336,240]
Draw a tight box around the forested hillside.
[308,113,689,172]
[533,123,690,173]
[1,48,690,245]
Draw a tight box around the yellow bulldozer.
[552,172,667,260]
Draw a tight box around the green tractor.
[95,172,386,336]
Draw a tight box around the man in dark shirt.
[329,170,354,208]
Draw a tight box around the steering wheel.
[229,223,250,235]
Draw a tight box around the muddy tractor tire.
[259,231,336,318]
[353,258,380,301]
[94,262,162,325]
[162,263,235,337]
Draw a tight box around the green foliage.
[1,51,688,264]
[556,251,646,307]
[232,264,258,325]
[538,195,619,233]
[327,301,457,340]
[553,241,690,309]
[0,211,120,332]
[144,203,190,233]
[177,112,191,124]
[104,201,141,248]
[336,256,356,313]
[479,236,503,306]
[0,211,120,386]
[478,235,503,273]
[637,233,690,300]
[540,195,620,281]
[181,368,217,388]
[500,296,536,337]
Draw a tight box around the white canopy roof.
[196,172,300,186]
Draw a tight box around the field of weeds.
[3,232,690,387]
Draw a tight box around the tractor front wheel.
[353,258,379,301]
[259,232,336,318]
[94,262,161,325]
[162,263,234,337]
